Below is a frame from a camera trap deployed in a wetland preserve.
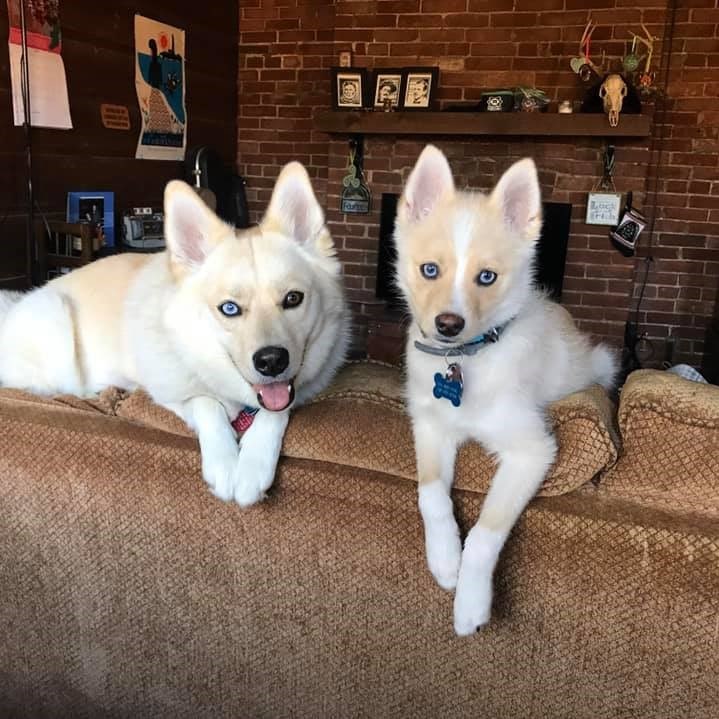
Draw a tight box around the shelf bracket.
[349,134,364,168]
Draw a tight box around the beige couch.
[0,362,717,718]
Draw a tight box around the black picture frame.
[331,67,368,110]
[371,68,404,110]
[401,67,439,111]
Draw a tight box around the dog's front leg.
[232,409,289,507]
[453,412,557,635]
[414,417,462,591]
[176,396,241,501]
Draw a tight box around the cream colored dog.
[394,145,616,635]
[0,163,349,506]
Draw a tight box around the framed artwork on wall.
[66,191,115,247]
[331,67,368,110]
[401,67,439,111]
[372,69,403,110]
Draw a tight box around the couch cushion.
[110,361,618,497]
[115,390,194,436]
[599,369,719,517]
[285,362,618,496]
[0,361,618,497]
[0,386,125,415]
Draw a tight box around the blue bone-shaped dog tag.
[432,363,463,407]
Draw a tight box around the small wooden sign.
[100,104,131,130]
[586,191,622,226]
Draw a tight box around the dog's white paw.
[453,563,493,636]
[232,478,267,507]
[201,448,239,502]
[426,532,462,591]
[231,445,275,507]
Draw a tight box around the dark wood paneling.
[0,1,238,285]
[0,215,29,280]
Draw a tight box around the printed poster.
[134,14,186,161]
[6,0,72,128]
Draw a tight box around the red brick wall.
[238,1,719,368]
[238,0,337,206]
[648,1,719,366]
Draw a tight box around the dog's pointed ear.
[164,180,226,271]
[490,158,542,242]
[397,144,454,224]
[261,162,331,253]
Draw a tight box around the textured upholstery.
[601,370,719,518]
[0,364,717,718]
[113,361,618,497]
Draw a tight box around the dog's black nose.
[253,346,290,377]
[435,313,465,337]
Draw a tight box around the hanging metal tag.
[432,362,464,407]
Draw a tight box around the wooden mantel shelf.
[315,110,651,137]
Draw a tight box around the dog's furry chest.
[405,343,526,441]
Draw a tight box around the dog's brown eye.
[476,270,497,286]
[282,291,304,309]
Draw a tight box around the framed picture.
[585,191,622,226]
[67,191,115,247]
[372,69,404,110]
[401,67,439,111]
[331,67,367,110]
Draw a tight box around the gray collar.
[413,321,510,357]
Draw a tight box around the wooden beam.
[315,111,652,137]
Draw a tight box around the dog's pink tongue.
[253,381,291,411]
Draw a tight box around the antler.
[579,20,607,76]
[579,20,595,56]
[629,23,658,73]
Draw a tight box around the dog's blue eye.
[218,301,241,317]
[420,263,439,280]
[476,270,497,286]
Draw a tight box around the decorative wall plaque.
[100,103,131,130]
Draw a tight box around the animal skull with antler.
[571,21,634,126]
[599,74,627,127]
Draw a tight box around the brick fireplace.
[322,132,649,355]
[238,0,719,368]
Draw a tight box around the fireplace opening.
[376,193,572,311]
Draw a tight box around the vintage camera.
[121,207,165,251]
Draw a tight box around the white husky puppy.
[0,162,349,506]
[394,145,616,635]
